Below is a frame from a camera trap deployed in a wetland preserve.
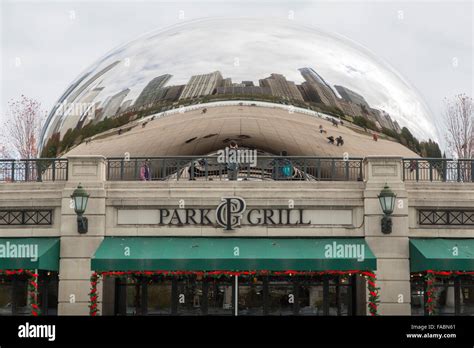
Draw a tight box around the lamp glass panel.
[74,196,88,214]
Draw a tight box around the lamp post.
[71,183,89,234]
[378,184,396,234]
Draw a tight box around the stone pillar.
[58,156,106,315]
[364,156,411,315]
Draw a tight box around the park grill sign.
[159,197,311,231]
[117,197,353,231]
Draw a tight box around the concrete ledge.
[377,303,411,315]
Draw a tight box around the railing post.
[359,159,363,181]
[344,160,349,181]
[52,160,56,181]
[331,159,336,180]
[317,159,321,181]
[134,159,139,180]
[442,160,447,182]
[120,160,124,180]
[415,160,419,182]
[302,159,307,180]
[25,160,30,182]
[106,160,110,180]
[37,160,42,182]
[11,161,15,182]
[457,160,461,182]
[429,161,433,182]
[471,160,474,183]
[402,160,406,181]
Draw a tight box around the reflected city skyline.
[39,18,439,156]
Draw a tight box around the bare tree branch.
[0,95,46,159]
[444,93,473,159]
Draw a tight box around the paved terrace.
[65,105,417,158]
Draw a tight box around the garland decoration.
[89,272,100,316]
[425,271,437,316]
[361,271,380,316]
[0,269,40,316]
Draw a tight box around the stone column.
[58,156,106,315]
[364,156,411,315]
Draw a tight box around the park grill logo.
[215,197,247,231]
[156,197,312,230]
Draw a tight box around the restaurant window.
[267,278,295,315]
[410,276,425,316]
[176,277,204,315]
[433,279,456,316]
[39,271,59,316]
[328,277,352,316]
[0,277,13,315]
[410,275,474,316]
[206,278,233,315]
[146,279,172,315]
[115,276,144,315]
[460,277,474,316]
[0,274,58,316]
[298,279,324,315]
[238,279,264,315]
[113,274,357,316]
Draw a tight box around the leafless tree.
[444,93,473,159]
[1,95,45,159]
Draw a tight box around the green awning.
[92,237,376,271]
[0,238,60,271]
[410,238,474,272]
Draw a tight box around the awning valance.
[410,238,474,272]
[91,237,376,271]
[0,238,60,271]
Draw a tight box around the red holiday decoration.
[89,272,100,316]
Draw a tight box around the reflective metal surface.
[39,18,438,156]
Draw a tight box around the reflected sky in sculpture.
[40,18,439,150]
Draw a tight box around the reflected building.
[134,74,172,108]
[298,68,340,108]
[337,99,364,118]
[334,85,369,108]
[45,61,121,138]
[216,85,271,96]
[100,89,130,121]
[160,85,185,102]
[180,71,223,99]
[259,74,303,101]
[59,86,104,138]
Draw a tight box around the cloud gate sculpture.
[39,18,438,160]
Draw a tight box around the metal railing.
[403,158,474,182]
[0,159,68,182]
[105,156,364,182]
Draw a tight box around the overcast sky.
[1,0,472,150]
